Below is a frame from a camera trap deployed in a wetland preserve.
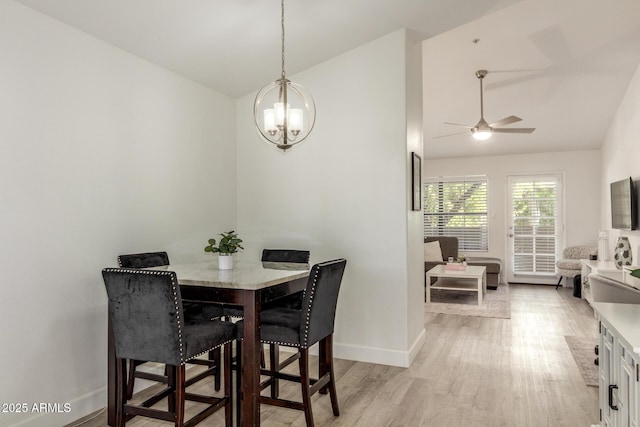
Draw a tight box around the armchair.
[555,245,597,289]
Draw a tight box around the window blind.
[424,176,488,251]
[510,177,560,275]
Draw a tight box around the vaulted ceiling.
[15,0,520,97]
[14,0,640,159]
[423,0,640,159]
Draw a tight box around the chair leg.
[127,359,148,399]
[555,276,563,289]
[210,347,222,391]
[175,365,186,427]
[299,348,315,427]
[116,358,127,427]
[165,364,176,413]
[324,336,340,416]
[224,343,233,427]
[318,339,329,395]
[269,344,280,398]
[235,340,242,427]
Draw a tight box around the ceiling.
[15,0,520,98]
[14,0,640,160]
[423,0,640,159]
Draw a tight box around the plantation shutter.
[510,176,560,276]
[423,176,488,251]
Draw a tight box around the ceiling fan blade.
[492,127,536,134]
[433,130,470,139]
[489,115,522,128]
[444,122,473,129]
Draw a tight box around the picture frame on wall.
[411,152,421,211]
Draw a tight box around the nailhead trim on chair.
[103,268,186,364]
[301,266,320,347]
[248,260,343,350]
[187,338,234,361]
[105,267,236,364]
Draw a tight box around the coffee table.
[426,264,487,305]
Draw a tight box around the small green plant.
[204,231,244,255]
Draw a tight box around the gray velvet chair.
[102,268,235,427]
[236,258,346,427]
[117,252,226,398]
[118,252,225,321]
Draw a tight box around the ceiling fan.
[435,69,535,140]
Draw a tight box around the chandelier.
[253,0,316,150]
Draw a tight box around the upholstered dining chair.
[236,258,346,427]
[102,268,235,427]
[118,252,226,398]
[262,249,310,310]
[259,249,311,392]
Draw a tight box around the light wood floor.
[70,284,599,427]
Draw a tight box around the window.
[423,176,488,251]
[508,175,562,278]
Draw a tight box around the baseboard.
[17,334,429,427]
[9,387,106,427]
[333,329,426,368]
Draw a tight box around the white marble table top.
[426,264,486,279]
[146,260,310,290]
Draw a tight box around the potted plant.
[204,231,244,270]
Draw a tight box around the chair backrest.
[424,237,458,261]
[102,268,186,366]
[562,246,597,260]
[118,251,170,268]
[299,259,347,347]
[261,249,310,264]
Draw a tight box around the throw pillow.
[424,241,443,262]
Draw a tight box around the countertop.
[592,302,640,355]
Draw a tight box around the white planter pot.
[218,254,233,270]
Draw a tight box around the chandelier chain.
[281,0,286,79]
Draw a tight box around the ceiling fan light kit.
[437,69,536,141]
[472,128,492,141]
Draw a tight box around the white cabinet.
[600,321,615,426]
[594,303,640,427]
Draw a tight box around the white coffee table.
[426,264,487,305]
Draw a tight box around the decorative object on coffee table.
[614,236,632,269]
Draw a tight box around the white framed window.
[423,175,488,251]
[507,174,563,281]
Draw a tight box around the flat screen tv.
[611,177,637,230]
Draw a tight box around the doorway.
[506,174,563,284]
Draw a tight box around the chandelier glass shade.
[253,0,316,150]
[253,78,316,150]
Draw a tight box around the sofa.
[424,236,502,290]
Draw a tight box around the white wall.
[601,62,640,261]
[0,2,236,426]
[236,29,425,367]
[424,150,601,282]
[404,31,426,358]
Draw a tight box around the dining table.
[106,259,310,427]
